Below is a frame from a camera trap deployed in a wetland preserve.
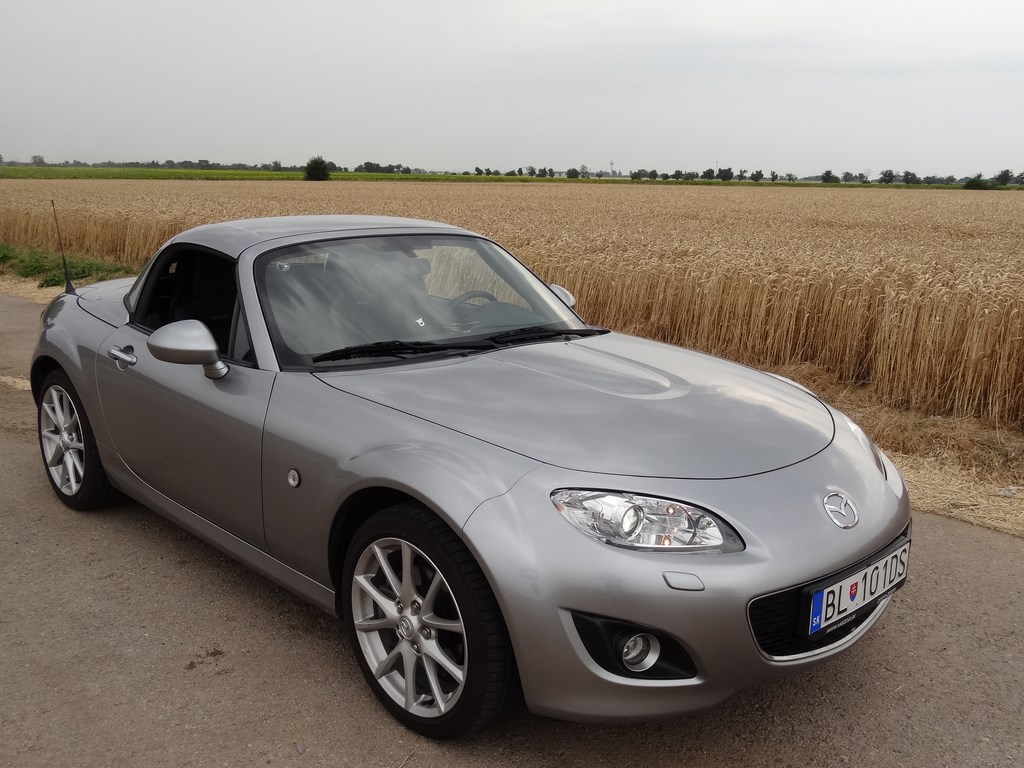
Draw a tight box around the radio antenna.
[50,200,76,295]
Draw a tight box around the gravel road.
[1,291,1021,768]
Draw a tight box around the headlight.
[841,414,886,478]
[551,490,744,552]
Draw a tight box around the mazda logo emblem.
[823,492,859,528]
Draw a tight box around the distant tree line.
[308,160,574,179]
[0,155,327,172]
[5,153,1021,190]
[627,167,790,182]
[466,166,562,177]
[623,165,1023,188]
[353,161,412,174]
[816,168,1022,188]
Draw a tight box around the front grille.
[748,525,910,659]
[748,584,878,658]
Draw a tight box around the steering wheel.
[450,290,499,310]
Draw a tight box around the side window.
[134,249,238,356]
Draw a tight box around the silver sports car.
[32,216,910,738]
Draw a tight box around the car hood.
[315,333,835,479]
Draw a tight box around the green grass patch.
[0,243,134,288]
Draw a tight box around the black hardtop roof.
[167,215,476,258]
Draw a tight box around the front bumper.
[461,439,910,722]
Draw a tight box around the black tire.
[37,369,118,510]
[343,502,516,739]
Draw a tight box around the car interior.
[137,249,253,363]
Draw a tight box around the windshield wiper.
[485,326,609,345]
[313,326,610,363]
[312,338,491,363]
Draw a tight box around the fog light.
[621,633,660,672]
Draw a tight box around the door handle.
[107,345,137,368]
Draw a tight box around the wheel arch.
[328,485,431,617]
[325,481,519,643]
[32,295,97,409]
[31,355,61,403]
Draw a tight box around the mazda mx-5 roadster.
[32,216,910,738]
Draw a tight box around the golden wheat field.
[1,179,1023,428]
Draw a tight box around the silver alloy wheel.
[39,384,86,496]
[351,536,467,718]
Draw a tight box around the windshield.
[256,234,586,368]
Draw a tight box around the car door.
[95,247,274,548]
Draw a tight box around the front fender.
[32,296,114,446]
[261,372,538,587]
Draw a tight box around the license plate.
[807,540,910,636]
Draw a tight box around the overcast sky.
[2,0,1021,177]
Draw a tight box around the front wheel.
[343,503,516,738]
[37,369,118,510]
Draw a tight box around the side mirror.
[550,284,576,308]
[148,320,229,379]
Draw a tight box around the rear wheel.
[343,503,516,738]
[37,370,118,510]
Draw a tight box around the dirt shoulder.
[0,275,62,305]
